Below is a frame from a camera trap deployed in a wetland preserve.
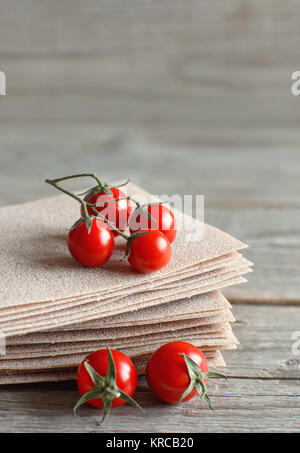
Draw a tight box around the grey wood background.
[0,0,299,433]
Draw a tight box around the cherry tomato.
[82,187,131,236]
[76,349,138,409]
[68,218,114,267]
[146,342,208,404]
[130,204,176,244]
[128,230,171,273]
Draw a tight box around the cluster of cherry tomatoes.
[46,174,177,273]
[74,341,226,424]
[45,176,226,424]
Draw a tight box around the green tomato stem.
[47,173,104,188]
[45,177,130,239]
[179,353,227,410]
[45,173,158,243]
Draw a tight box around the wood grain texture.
[0,0,300,147]
[0,0,299,432]
[0,305,299,433]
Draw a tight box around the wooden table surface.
[0,0,299,433]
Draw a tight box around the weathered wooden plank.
[0,0,299,58]
[0,126,300,203]
[0,1,299,147]
[0,1,299,145]
[221,305,300,377]
[0,377,299,433]
[1,92,299,140]
[0,56,291,95]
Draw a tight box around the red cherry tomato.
[68,218,114,267]
[82,187,131,236]
[128,230,171,273]
[77,349,138,409]
[146,342,208,404]
[130,204,177,243]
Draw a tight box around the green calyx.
[179,353,228,410]
[124,230,152,260]
[84,184,112,200]
[73,349,143,425]
[85,179,131,199]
